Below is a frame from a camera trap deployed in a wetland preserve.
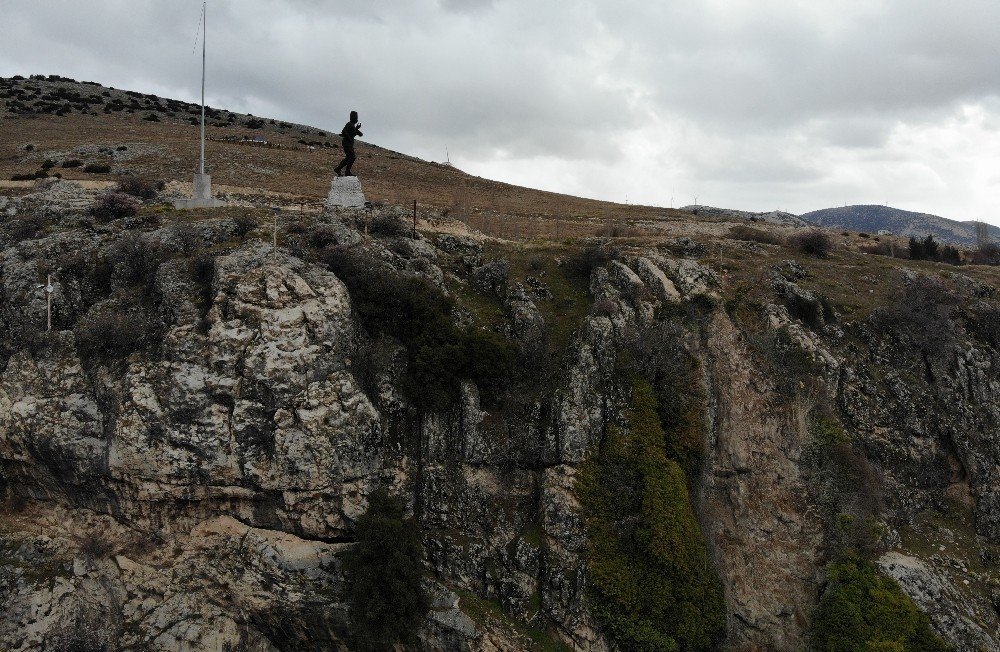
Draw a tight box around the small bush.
[40,159,55,170]
[728,224,783,245]
[343,490,429,648]
[565,242,621,279]
[369,213,410,238]
[971,242,1000,266]
[77,532,115,559]
[91,192,140,222]
[9,214,46,242]
[83,163,111,174]
[50,626,108,652]
[789,229,833,258]
[110,234,168,290]
[74,298,161,360]
[593,298,620,317]
[10,172,40,181]
[117,176,162,200]
[143,113,160,122]
[232,213,258,237]
[309,224,340,248]
[61,159,83,168]
[595,222,639,238]
[965,301,1000,348]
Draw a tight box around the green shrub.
[83,163,111,174]
[577,379,726,651]
[812,558,949,652]
[61,159,82,168]
[343,490,428,649]
[806,415,887,559]
[624,322,708,478]
[322,248,515,411]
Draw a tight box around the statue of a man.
[334,110,363,177]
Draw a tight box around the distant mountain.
[679,205,810,227]
[800,205,999,246]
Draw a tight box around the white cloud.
[1,0,998,222]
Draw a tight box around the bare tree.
[976,220,991,249]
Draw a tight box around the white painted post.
[36,274,54,332]
[200,1,206,177]
[46,274,52,332]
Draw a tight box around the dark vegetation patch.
[321,248,515,412]
[909,234,963,266]
[811,557,950,652]
[727,224,783,246]
[577,378,726,652]
[83,163,111,174]
[74,295,161,361]
[790,229,833,258]
[964,301,1000,348]
[871,275,959,357]
[746,325,822,399]
[116,176,163,200]
[624,321,708,478]
[91,192,140,223]
[369,213,411,238]
[343,489,428,649]
[8,213,47,242]
[801,411,947,649]
[783,289,836,329]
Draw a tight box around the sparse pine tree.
[343,489,429,650]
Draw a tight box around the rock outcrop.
[2,182,1000,651]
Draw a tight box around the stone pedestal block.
[326,176,366,208]
[175,173,226,209]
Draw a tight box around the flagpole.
[200,1,206,176]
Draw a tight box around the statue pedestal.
[175,173,226,209]
[326,176,366,208]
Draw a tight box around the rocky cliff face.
[2,181,1000,650]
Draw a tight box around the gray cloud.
[1,0,999,221]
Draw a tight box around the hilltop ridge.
[802,204,999,246]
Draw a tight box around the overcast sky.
[2,0,999,221]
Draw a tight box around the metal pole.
[272,208,279,260]
[200,2,206,176]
